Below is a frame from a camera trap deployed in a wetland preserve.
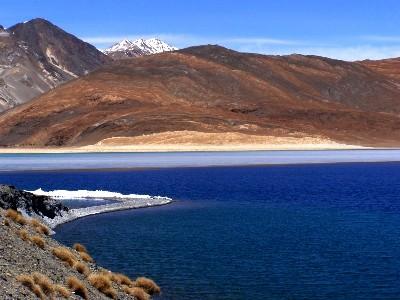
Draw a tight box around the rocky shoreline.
[0,207,161,299]
[0,185,173,229]
[0,185,68,219]
[0,184,169,299]
[45,197,173,229]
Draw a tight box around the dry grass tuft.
[16,274,45,299]
[18,229,30,241]
[135,277,161,295]
[111,272,133,286]
[73,261,90,276]
[32,272,54,296]
[16,274,35,290]
[30,218,41,228]
[123,286,150,300]
[88,273,117,299]
[30,219,50,235]
[5,209,19,220]
[30,235,46,249]
[52,247,76,267]
[67,276,88,300]
[5,209,27,225]
[79,251,94,263]
[54,284,71,298]
[73,243,88,253]
[31,285,45,300]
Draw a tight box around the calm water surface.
[2,162,400,299]
[2,149,400,171]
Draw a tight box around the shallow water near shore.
[2,149,400,171]
[3,162,400,299]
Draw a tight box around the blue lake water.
[2,158,400,299]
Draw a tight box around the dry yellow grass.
[16,274,45,299]
[73,261,90,276]
[54,284,71,298]
[30,235,46,249]
[30,219,50,235]
[18,229,30,241]
[123,286,150,300]
[5,209,19,220]
[31,285,45,300]
[112,272,133,286]
[67,276,88,300]
[5,209,27,225]
[79,251,94,263]
[52,247,76,267]
[32,272,54,297]
[16,274,35,290]
[135,277,161,295]
[73,243,88,253]
[88,273,117,299]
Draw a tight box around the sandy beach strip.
[0,131,369,153]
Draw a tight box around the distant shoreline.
[1,149,400,173]
[0,144,371,154]
[0,131,378,153]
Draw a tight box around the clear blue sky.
[2,0,400,60]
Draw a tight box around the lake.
[2,151,400,299]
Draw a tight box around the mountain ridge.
[104,38,178,59]
[1,45,400,147]
[0,18,110,111]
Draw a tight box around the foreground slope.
[0,45,400,147]
[0,185,161,299]
[0,18,110,111]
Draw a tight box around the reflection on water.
[1,150,400,171]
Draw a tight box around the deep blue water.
[3,163,400,299]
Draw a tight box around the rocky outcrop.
[0,185,68,218]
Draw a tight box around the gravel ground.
[0,209,137,299]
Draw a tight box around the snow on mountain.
[104,38,178,59]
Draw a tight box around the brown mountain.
[0,18,110,111]
[360,58,400,82]
[0,45,400,147]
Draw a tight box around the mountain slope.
[360,58,400,82]
[0,18,110,111]
[0,45,400,147]
[104,38,177,59]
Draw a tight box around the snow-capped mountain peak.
[104,38,178,59]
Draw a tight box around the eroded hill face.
[0,18,110,111]
[360,58,400,82]
[0,45,400,147]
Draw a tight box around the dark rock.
[0,185,68,218]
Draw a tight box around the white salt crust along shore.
[28,189,173,229]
